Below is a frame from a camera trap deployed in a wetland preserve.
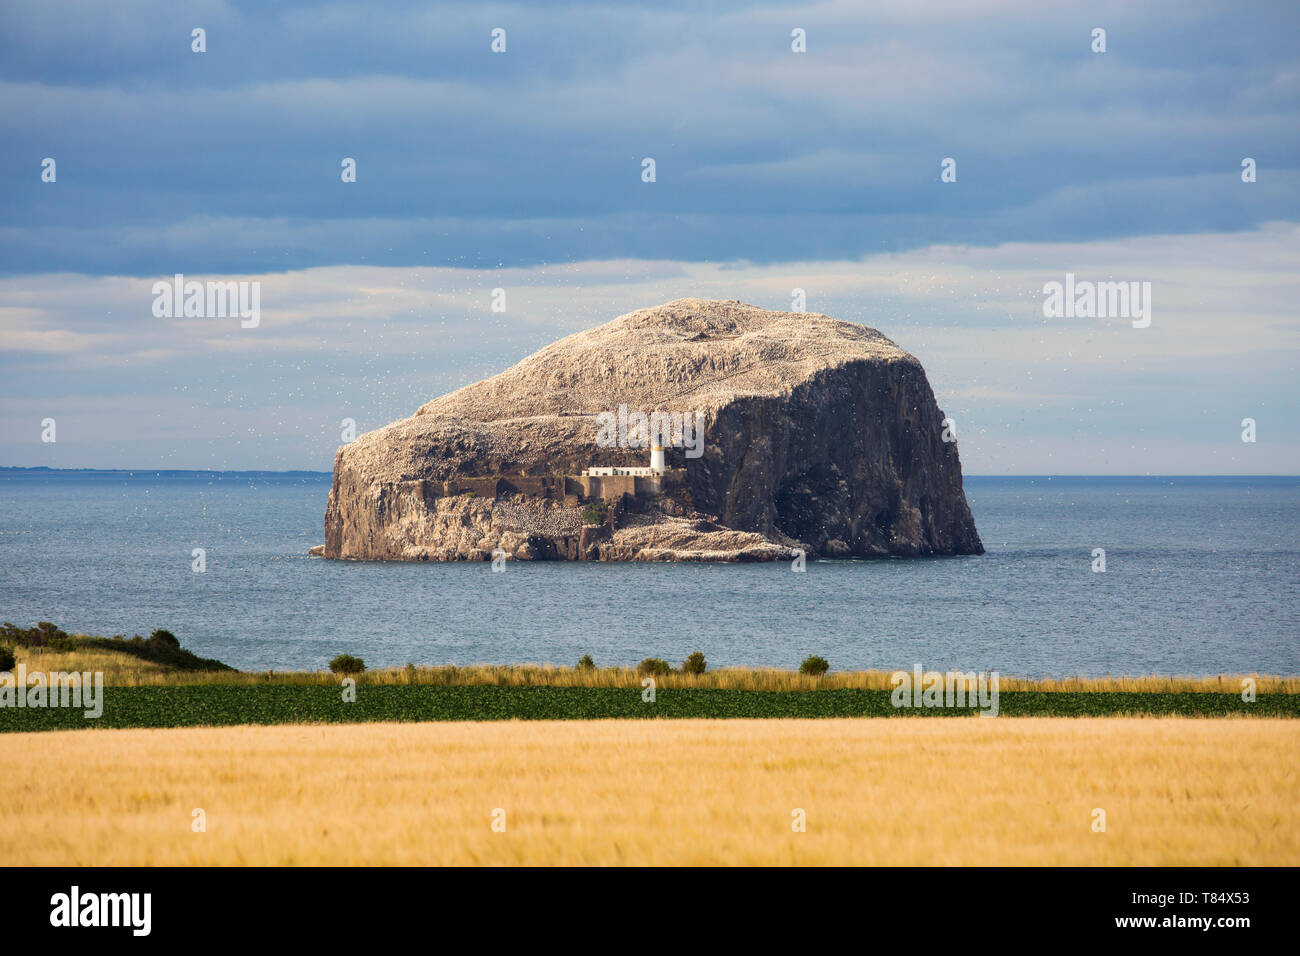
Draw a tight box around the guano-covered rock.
[324,299,983,562]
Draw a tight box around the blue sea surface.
[0,470,1296,677]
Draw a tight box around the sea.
[1,470,1296,678]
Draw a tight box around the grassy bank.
[1,621,233,676]
[10,642,1298,693]
[4,623,1297,731]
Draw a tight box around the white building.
[582,445,666,478]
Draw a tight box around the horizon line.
[2,466,1298,480]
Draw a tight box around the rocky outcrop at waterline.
[324,298,983,562]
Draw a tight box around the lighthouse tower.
[649,443,665,475]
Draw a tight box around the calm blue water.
[0,471,1296,677]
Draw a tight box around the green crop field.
[1,684,1296,732]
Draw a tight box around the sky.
[1,0,1297,473]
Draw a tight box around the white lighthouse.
[650,443,665,475]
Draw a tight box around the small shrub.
[0,645,14,673]
[581,501,609,525]
[149,628,180,649]
[799,655,830,677]
[577,654,595,670]
[637,657,672,676]
[329,654,366,675]
[682,651,707,675]
[1,621,72,649]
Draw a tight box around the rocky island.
[324,298,983,562]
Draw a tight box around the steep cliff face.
[324,299,983,561]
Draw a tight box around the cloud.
[0,0,1296,274]
[1,224,1296,473]
[2,2,1295,473]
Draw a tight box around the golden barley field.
[1,717,1295,866]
